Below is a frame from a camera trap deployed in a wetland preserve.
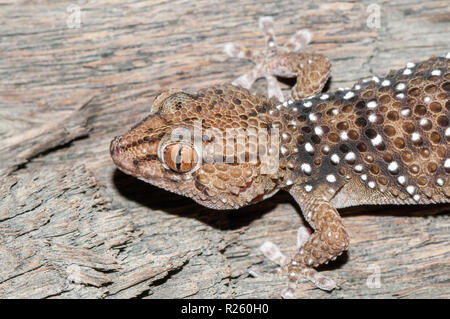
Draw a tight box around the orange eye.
[163,144,197,173]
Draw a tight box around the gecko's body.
[110,18,449,297]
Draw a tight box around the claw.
[260,241,287,266]
[287,29,313,52]
[300,267,337,291]
[224,42,243,58]
[257,227,337,297]
[296,226,311,249]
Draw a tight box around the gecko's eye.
[162,143,197,173]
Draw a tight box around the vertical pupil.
[175,146,183,171]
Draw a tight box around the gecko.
[110,17,450,298]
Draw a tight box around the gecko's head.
[110,85,280,209]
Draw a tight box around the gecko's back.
[279,56,450,208]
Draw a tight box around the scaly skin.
[110,55,449,296]
[110,18,449,297]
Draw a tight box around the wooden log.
[0,0,448,298]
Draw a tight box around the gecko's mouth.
[110,136,141,177]
[110,135,167,183]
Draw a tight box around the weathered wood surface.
[0,0,449,299]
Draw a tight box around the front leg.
[285,185,349,296]
[289,186,349,266]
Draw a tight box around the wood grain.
[0,0,449,298]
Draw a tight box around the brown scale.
[110,55,449,296]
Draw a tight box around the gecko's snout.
[110,135,137,176]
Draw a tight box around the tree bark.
[0,0,449,298]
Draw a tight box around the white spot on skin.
[282,101,288,107]
[293,147,299,153]
[445,128,450,137]
[367,101,378,109]
[388,161,399,173]
[406,62,415,68]
[305,143,314,154]
[343,91,355,100]
[372,76,380,83]
[424,96,431,103]
[301,163,312,175]
[401,108,410,116]
[282,132,290,140]
[396,83,406,91]
[280,146,288,155]
[396,93,405,99]
[292,107,298,112]
[354,85,361,90]
[437,178,444,186]
[276,104,282,110]
[403,68,412,75]
[304,185,313,192]
[371,134,383,146]
[320,94,329,100]
[446,52,450,59]
[368,181,376,189]
[323,145,330,153]
[303,101,312,108]
[397,176,406,185]
[332,108,339,115]
[354,165,363,172]
[445,159,450,168]
[381,79,391,86]
[309,113,317,122]
[368,114,377,123]
[286,179,293,186]
[420,118,430,127]
[406,185,416,195]
[361,174,367,181]
[314,126,323,136]
[413,194,420,202]
[326,174,336,183]
[411,132,421,142]
[340,131,348,141]
[345,152,356,162]
[431,69,442,76]
[331,154,340,164]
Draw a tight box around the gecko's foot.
[257,227,336,298]
[224,16,330,102]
